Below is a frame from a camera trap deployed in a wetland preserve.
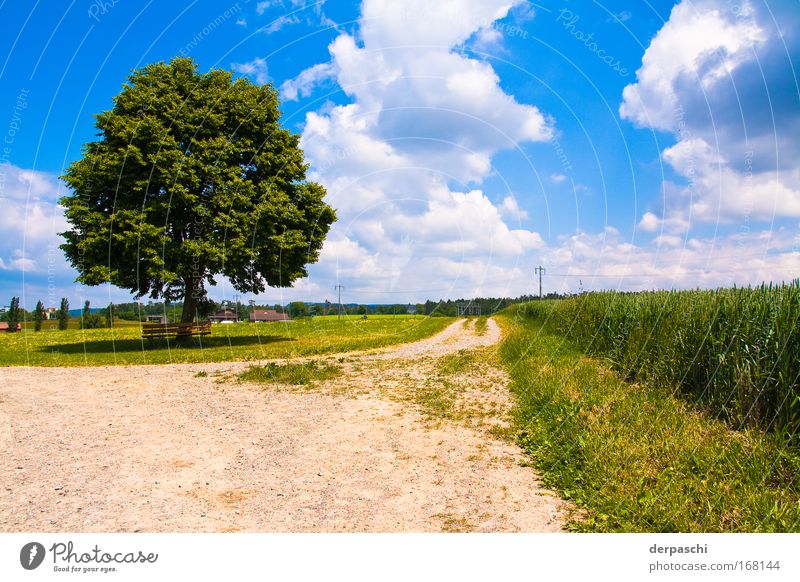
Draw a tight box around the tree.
[58,298,70,330]
[34,300,44,331]
[80,300,106,329]
[59,57,336,326]
[6,297,20,332]
[288,301,307,318]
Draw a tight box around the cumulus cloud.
[541,226,800,293]
[279,62,336,101]
[270,0,554,300]
[620,0,766,132]
[621,0,800,229]
[0,164,68,273]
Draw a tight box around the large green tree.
[60,57,335,324]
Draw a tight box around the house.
[44,307,58,320]
[249,309,289,322]
[208,308,238,323]
[145,315,167,323]
[0,322,19,331]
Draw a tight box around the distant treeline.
[2,292,572,327]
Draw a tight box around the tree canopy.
[60,57,335,323]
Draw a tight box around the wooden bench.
[142,321,212,341]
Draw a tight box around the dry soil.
[0,318,566,532]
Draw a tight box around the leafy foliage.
[58,298,70,331]
[59,57,335,322]
[80,300,106,329]
[6,297,20,332]
[33,300,44,332]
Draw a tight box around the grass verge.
[238,360,341,386]
[497,308,800,532]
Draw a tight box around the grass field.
[498,306,800,532]
[0,314,451,367]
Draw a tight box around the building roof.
[250,309,289,321]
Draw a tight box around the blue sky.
[0,0,798,309]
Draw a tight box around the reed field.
[498,297,800,532]
[515,282,800,445]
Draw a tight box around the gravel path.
[0,318,566,532]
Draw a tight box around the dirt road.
[0,318,566,532]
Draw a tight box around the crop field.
[0,314,451,367]
[498,304,800,532]
[515,282,800,443]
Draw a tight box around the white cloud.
[500,195,529,220]
[231,57,269,84]
[0,164,69,273]
[470,26,504,52]
[620,0,765,131]
[661,138,800,222]
[623,0,800,233]
[273,0,554,300]
[279,62,336,101]
[549,173,566,184]
[261,14,301,34]
[540,226,800,293]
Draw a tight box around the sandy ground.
[0,318,567,532]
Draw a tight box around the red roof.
[250,309,289,321]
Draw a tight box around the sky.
[0,0,798,309]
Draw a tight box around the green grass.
[474,316,488,336]
[239,360,341,385]
[414,380,457,419]
[0,315,451,367]
[436,349,477,376]
[498,308,800,532]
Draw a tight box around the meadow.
[0,314,451,367]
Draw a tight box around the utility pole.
[534,266,545,299]
[334,285,345,320]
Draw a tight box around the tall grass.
[497,311,800,532]
[518,282,800,445]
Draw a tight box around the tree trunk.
[181,282,198,323]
